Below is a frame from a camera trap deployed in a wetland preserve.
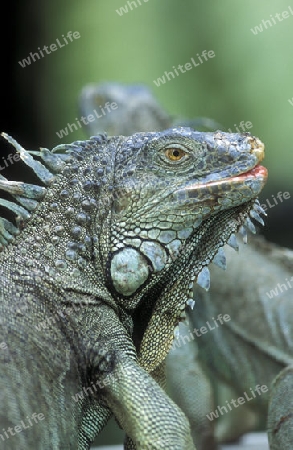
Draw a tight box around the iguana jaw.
[205,164,267,185]
[183,163,267,187]
[178,132,266,194]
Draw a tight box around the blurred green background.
[4,0,292,247]
[1,0,292,445]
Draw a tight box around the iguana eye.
[164,148,187,161]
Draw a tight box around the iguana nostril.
[248,136,265,162]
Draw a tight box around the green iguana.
[0,119,267,449]
[79,82,292,449]
[168,238,293,450]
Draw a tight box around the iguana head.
[108,127,266,298]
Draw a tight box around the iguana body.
[168,238,293,450]
[79,82,292,449]
[0,126,266,450]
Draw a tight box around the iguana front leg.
[77,304,195,450]
[123,362,176,449]
[111,360,195,450]
[267,366,293,449]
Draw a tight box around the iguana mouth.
[233,135,267,180]
[230,164,268,180]
[176,136,267,200]
[184,164,268,195]
[203,164,268,187]
[180,164,268,208]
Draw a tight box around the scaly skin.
[0,128,266,449]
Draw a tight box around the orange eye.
[165,148,186,161]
